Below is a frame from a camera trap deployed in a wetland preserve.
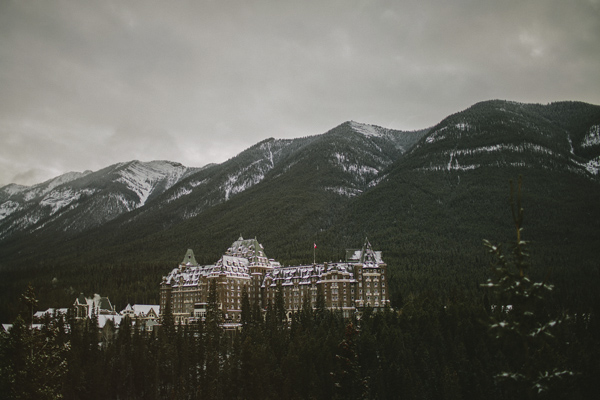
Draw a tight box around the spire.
[361,237,375,263]
[182,249,198,265]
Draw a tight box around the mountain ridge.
[1,100,599,321]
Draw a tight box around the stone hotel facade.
[159,237,388,324]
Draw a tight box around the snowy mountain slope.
[0,171,92,223]
[0,160,199,239]
[0,120,419,245]
[404,100,600,178]
[0,121,417,241]
[122,123,422,228]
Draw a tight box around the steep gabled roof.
[98,297,114,312]
[75,293,87,306]
[181,249,198,266]
[345,237,384,265]
[225,236,267,261]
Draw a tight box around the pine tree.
[1,303,68,399]
[274,282,287,330]
[299,293,314,333]
[315,284,326,322]
[204,279,223,399]
[482,176,575,398]
[20,282,38,329]
[161,295,175,342]
[332,322,369,400]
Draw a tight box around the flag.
[314,243,317,249]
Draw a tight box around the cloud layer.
[1,0,599,185]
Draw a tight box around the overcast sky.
[1,0,599,186]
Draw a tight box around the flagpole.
[313,242,316,265]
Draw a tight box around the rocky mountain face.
[405,100,600,177]
[0,121,425,243]
[0,160,200,239]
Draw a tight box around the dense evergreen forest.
[2,182,599,399]
[2,280,598,400]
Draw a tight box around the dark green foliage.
[1,284,599,399]
[482,177,575,399]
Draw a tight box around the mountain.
[0,121,425,247]
[332,100,600,305]
[1,100,599,321]
[405,100,600,176]
[0,160,202,240]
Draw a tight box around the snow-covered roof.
[120,304,160,317]
[34,308,68,318]
[134,304,160,317]
[74,294,117,318]
[262,262,356,287]
[345,238,384,266]
[164,237,384,290]
[164,237,279,287]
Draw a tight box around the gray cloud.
[1,0,599,186]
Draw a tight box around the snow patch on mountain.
[585,156,600,175]
[221,155,277,201]
[349,121,386,137]
[0,184,28,197]
[113,192,136,212]
[439,143,556,158]
[167,187,192,203]
[455,122,471,131]
[426,127,448,144]
[48,171,91,191]
[39,188,97,215]
[331,153,379,177]
[21,171,92,201]
[190,179,207,188]
[325,186,363,197]
[0,201,20,220]
[223,164,266,201]
[582,125,600,147]
[571,156,600,175]
[40,189,79,215]
[116,161,190,207]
